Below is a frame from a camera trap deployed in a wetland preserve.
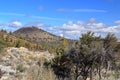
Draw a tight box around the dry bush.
[8,65,57,80]
[24,65,57,80]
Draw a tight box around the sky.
[0,0,120,39]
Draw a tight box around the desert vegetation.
[50,32,120,80]
[0,28,119,80]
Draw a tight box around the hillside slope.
[14,27,60,43]
[14,27,76,51]
[0,30,41,52]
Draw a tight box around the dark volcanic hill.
[14,26,61,43]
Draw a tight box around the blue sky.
[0,0,120,39]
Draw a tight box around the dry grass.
[8,65,57,80]
[24,65,56,80]
[8,57,57,80]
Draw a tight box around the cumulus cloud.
[12,21,22,27]
[0,20,23,32]
[48,19,120,39]
[0,18,120,39]
[0,20,49,32]
[0,21,22,27]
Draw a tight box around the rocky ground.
[0,47,54,80]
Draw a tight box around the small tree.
[51,38,71,80]
[51,32,120,80]
[15,40,21,48]
[68,32,102,80]
[51,47,71,80]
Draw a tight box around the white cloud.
[12,21,22,27]
[88,18,96,23]
[0,20,50,32]
[0,12,65,21]
[57,8,107,13]
[24,21,48,30]
[115,20,120,25]
[30,15,65,21]
[0,21,22,27]
[60,21,85,31]
[48,19,120,39]
[74,9,107,13]
[0,18,120,39]
[0,21,23,32]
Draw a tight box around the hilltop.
[14,26,60,43]
[14,26,75,50]
[0,27,75,53]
